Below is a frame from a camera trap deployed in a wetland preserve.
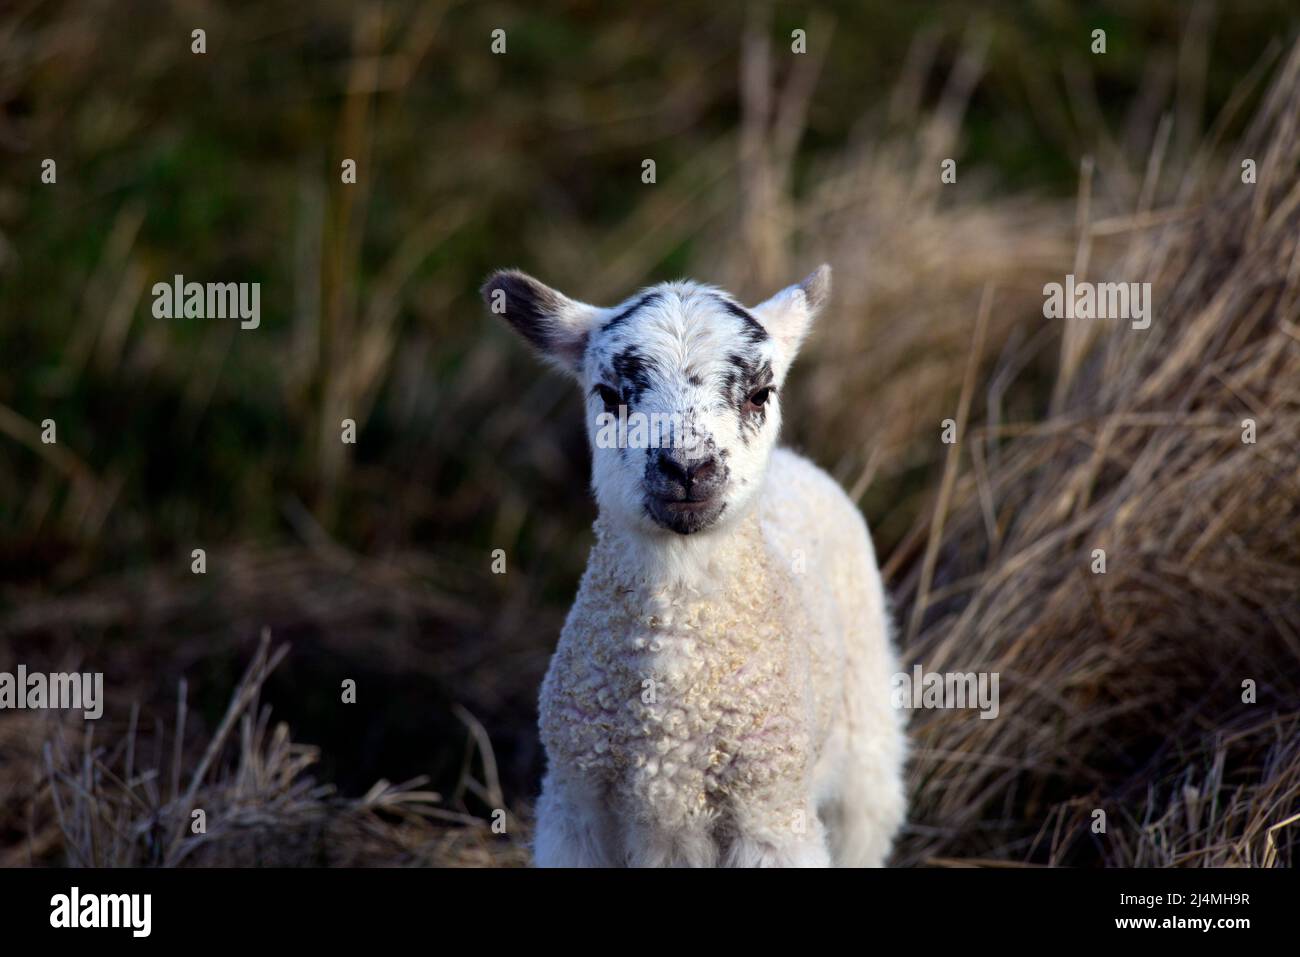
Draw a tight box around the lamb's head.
[482,266,830,536]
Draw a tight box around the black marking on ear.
[612,346,654,403]
[601,292,663,335]
[481,270,585,362]
[714,295,770,343]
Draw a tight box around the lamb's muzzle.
[645,447,726,534]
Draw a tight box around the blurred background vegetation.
[1,1,1297,865]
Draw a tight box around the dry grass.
[4,631,528,868]
[890,41,1300,867]
[1,5,1296,868]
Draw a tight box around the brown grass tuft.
[5,631,527,868]
[890,41,1300,867]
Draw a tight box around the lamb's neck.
[587,509,771,604]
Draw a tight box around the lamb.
[482,264,907,867]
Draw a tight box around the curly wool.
[536,448,907,867]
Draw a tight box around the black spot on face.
[612,347,654,404]
[713,295,770,344]
[720,353,759,404]
[601,292,663,335]
[720,352,774,443]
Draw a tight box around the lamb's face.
[483,266,830,537]
[581,287,783,535]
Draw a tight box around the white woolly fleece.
[534,447,908,867]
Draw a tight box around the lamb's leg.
[532,771,617,867]
[722,791,831,868]
[823,723,907,866]
[821,780,904,867]
[622,814,718,867]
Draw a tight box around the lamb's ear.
[481,269,600,376]
[750,264,831,365]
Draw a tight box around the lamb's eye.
[746,387,773,410]
[594,384,621,409]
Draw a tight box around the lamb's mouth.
[645,496,726,535]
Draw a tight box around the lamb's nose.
[688,456,718,486]
[654,450,720,499]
